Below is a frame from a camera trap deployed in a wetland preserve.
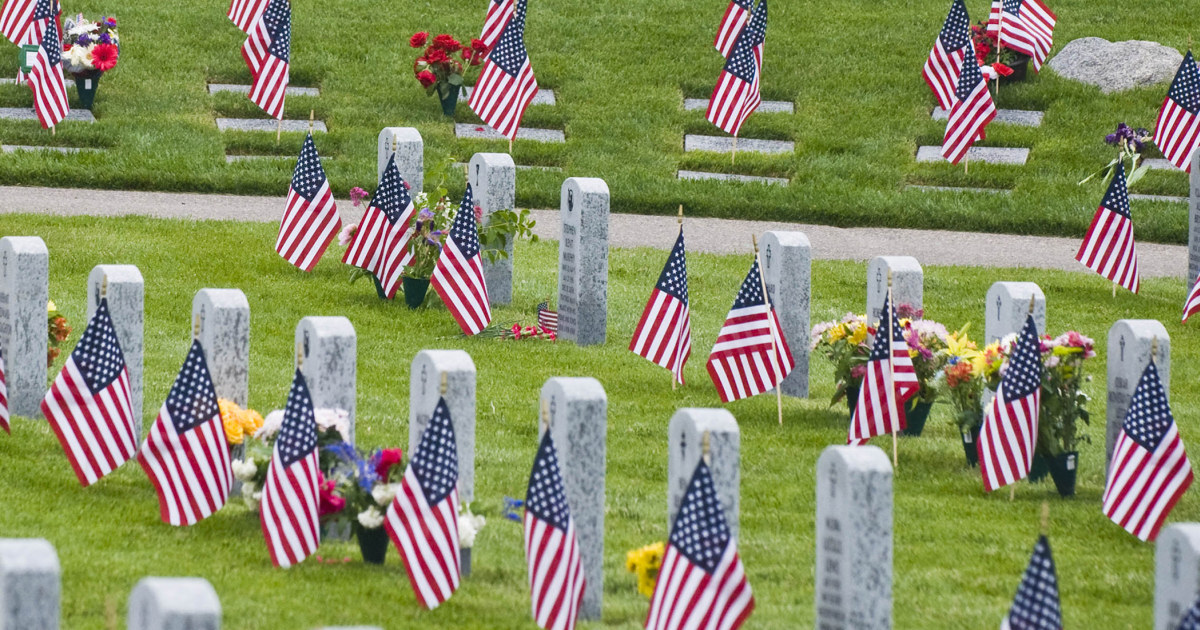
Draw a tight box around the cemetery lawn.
[0,1,1196,243]
[3,213,1200,629]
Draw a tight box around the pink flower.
[337,222,358,246]
[474,205,484,222]
[317,472,345,516]
[374,448,404,481]
[850,364,868,379]
[349,186,368,206]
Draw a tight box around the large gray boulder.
[1048,38,1185,93]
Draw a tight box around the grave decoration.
[474,321,556,341]
[321,442,405,563]
[970,20,1028,82]
[61,15,119,110]
[625,542,665,597]
[457,503,486,576]
[1079,122,1154,186]
[45,299,70,367]
[409,32,489,116]
[938,325,986,465]
[218,398,264,448]
[231,405,348,511]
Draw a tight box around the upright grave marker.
[760,231,810,397]
[1155,524,1200,630]
[985,282,1046,343]
[0,236,48,419]
[87,265,144,430]
[1188,150,1200,284]
[815,445,893,630]
[192,289,250,407]
[668,408,740,539]
[0,538,60,630]
[866,256,921,324]
[539,377,607,620]
[470,153,516,306]
[1107,320,1170,475]
[295,317,356,443]
[377,128,423,192]
[557,178,609,346]
[127,577,221,630]
[409,350,476,503]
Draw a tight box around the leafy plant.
[409,32,489,103]
[1079,123,1154,186]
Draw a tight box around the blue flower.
[98,33,112,44]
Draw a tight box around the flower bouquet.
[457,503,486,576]
[220,399,266,501]
[810,313,875,411]
[46,300,71,368]
[1036,331,1095,497]
[970,20,1030,82]
[626,542,665,597]
[322,442,405,563]
[61,14,119,109]
[898,317,949,435]
[1078,123,1154,187]
[938,326,986,465]
[409,32,489,116]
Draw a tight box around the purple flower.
[425,230,445,249]
[104,17,116,27]
[98,33,112,44]
[77,34,91,46]
[1104,133,1118,145]
[418,208,435,221]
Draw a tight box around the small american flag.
[705,0,766,137]
[1154,51,1200,173]
[941,54,995,164]
[41,299,137,487]
[243,0,290,119]
[261,369,321,568]
[645,460,754,630]
[0,0,56,48]
[537,300,558,333]
[276,133,342,272]
[1001,535,1062,630]
[227,0,268,33]
[0,340,9,434]
[27,15,66,129]
[849,293,918,446]
[922,0,971,111]
[138,340,232,527]
[1103,360,1193,541]
[479,0,513,49]
[978,315,1041,492]
[342,154,415,298]
[524,430,585,630]
[1183,272,1200,323]
[986,0,1056,70]
[713,0,752,58]
[1076,162,1139,293]
[386,397,461,609]
[1176,597,1200,630]
[468,0,537,141]
[706,259,794,403]
[630,227,692,385]
[241,0,285,75]
[431,185,492,335]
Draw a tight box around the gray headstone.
[866,256,922,325]
[470,153,516,306]
[454,124,565,143]
[539,377,607,620]
[1188,150,1200,285]
[815,445,893,630]
[0,237,48,419]
[127,577,220,630]
[683,135,795,155]
[677,170,789,186]
[192,290,249,407]
[409,350,475,504]
[0,108,94,123]
[931,107,1043,127]
[668,408,740,540]
[295,317,356,444]
[377,128,423,193]
[1107,320,1170,476]
[915,145,1029,165]
[761,231,810,397]
[0,538,60,630]
[557,178,609,346]
[1047,38,1185,94]
[1155,524,1200,630]
[984,282,1047,343]
[215,118,326,133]
[87,265,144,431]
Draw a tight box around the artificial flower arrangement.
[970,20,1028,80]
[458,503,486,549]
[408,31,489,114]
[219,399,264,446]
[937,325,986,436]
[475,322,557,341]
[1079,122,1154,186]
[229,405,349,511]
[61,14,120,76]
[625,542,665,597]
[901,316,949,405]
[46,300,71,367]
[321,442,405,563]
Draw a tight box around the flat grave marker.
[455,124,565,143]
[931,107,1043,127]
[0,107,94,123]
[677,170,788,186]
[684,135,794,155]
[915,145,1028,165]
[216,118,327,133]
[684,98,794,113]
[207,83,319,97]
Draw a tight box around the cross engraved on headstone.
[421,364,428,396]
[303,330,310,357]
[199,304,205,325]
[765,244,772,269]
[476,163,480,181]
[1120,335,1126,361]
[875,267,882,292]
[1,251,6,278]
[567,189,574,212]
[995,295,1001,320]
[1173,542,1181,580]
[550,396,557,420]
[94,282,100,304]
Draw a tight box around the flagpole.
[1040,501,1049,534]
[887,270,898,469]
[673,204,684,392]
[752,233,783,426]
[702,430,712,465]
[276,119,282,144]
[732,135,738,166]
[995,9,1004,99]
[1010,296,1036,502]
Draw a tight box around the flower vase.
[1028,453,1050,483]
[402,276,430,309]
[439,83,461,117]
[961,426,981,467]
[460,547,472,577]
[371,273,390,300]
[1048,451,1078,498]
[74,70,102,110]
[1000,54,1031,83]
[844,385,861,415]
[900,400,933,437]
[229,444,245,497]
[356,526,389,564]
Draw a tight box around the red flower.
[416,70,436,87]
[432,34,462,52]
[409,31,429,48]
[461,48,472,61]
[474,204,484,222]
[471,38,489,54]
[63,43,72,51]
[992,62,1014,76]
[374,448,404,481]
[91,43,118,72]
[424,47,449,64]
[317,472,345,517]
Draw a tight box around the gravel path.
[0,185,1187,278]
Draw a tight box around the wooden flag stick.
[671,204,685,392]
[752,234,784,426]
[276,119,282,144]
[995,12,1004,98]
[51,125,55,136]
[100,275,108,299]
[296,340,304,368]
[888,270,898,470]
[1010,483,1016,501]
[540,398,550,432]
[192,312,201,341]
[732,135,738,166]
[702,430,712,465]
[964,153,969,174]
[1151,336,1159,363]
[508,138,513,154]
[1112,281,1118,298]
[1040,501,1050,535]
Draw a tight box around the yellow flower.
[626,542,665,597]
[848,323,869,346]
[47,300,57,312]
[827,324,847,342]
[241,408,264,436]
[219,399,245,445]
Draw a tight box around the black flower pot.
[1000,54,1030,83]
[1048,451,1078,498]
[73,70,102,110]
[439,83,461,117]
[402,276,430,309]
[371,273,390,300]
[1028,453,1050,483]
[900,400,933,437]
[844,385,861,415]
[961,426,981,467]
[460,547,472,577]
[356,526,389,564]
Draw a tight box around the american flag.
[713,0,752,58]
[1,0,56,49]
[0,340,9,434]
[849,293,918,446]
[1183,271,1200,323]
[27,16,66,129]
[1177,597,1200,630]
[342,154,415,298]
[537,300,558,333]
[978,315,1041,492]
[941,54,995,164]
[705,0,766,137]
[431,185,492,335]
[922,0,971,111]
[468,0,537,141]
[1154,51,1200,173]
[227,0,268,33]
[524,429,585,630]
[386,397,461,609]
[479,0,513,49]
[645,460,753,630]
[986,0,1056,70]
[41,299,137,487]
[138,339,232,527]
[705,259,794,403]
[276,133,341,272]
[1076,161,1139,293]
[1001,535,1061,630]
[260,369,320,568]
[243,0,290,119]
[630,227,692,385]
[1103,360,1193,542]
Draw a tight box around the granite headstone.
[866,256,921,325]
[668,408,740,539]
[295,317,356,444]
[87,265,144,431]
[0,538,60,630]
[127,577,220,630]
[1155,524,1200,630]
[1188,150,1200,285]
[984,282,1046,343]
[760,231,811,397]
[409,350,476,504]
[192,290,249,407]
[0,236,48,419]
[557,178,609,346]
[1107,320,1170,475]
[377,128,423,193]
[470,153,516,306]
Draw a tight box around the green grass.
[0,1,1195,242]
[1,213,1199,628]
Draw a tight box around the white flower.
[231,459,257,482]
[64,45,93,72]
[67,22,98,37]
[372,483,398,506]
[357,506,385,529]
[258,410,284,440]
[314,408,351,441]
[457,504,486,548]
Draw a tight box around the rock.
[1048,38,1185,94]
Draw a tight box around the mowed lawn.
[0,214,1199,628]
[0,0,1195,242]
